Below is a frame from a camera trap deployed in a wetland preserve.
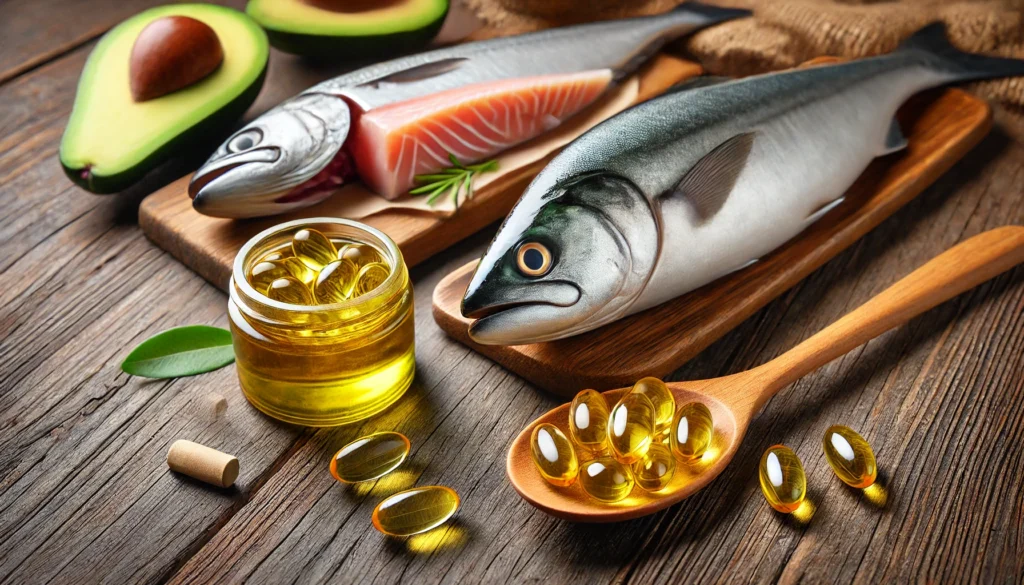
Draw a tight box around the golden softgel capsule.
[330,432,410,483]
[530,423,578,487]
[314,259,359,304]
[608,392,656,464]
[352,262,390,297]
[568,389,609,454]
[579,457,634,502]
[671,402,714,461]
[372,486,460,536]
[822,425,877,488]
[266,276,314,305]
[759,445,806,513]
[631,443,674,492]
[292,228,337,270]
[631,377,674,437]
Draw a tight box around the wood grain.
[137,56,703,291]
[433,88,995,396]
[0,2,1022,583]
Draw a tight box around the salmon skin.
[188,2,751,218]
[460,23,1024,345]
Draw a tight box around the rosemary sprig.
[411,153,499,208]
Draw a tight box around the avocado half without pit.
[60,4,269,194]
[246,0,448,59]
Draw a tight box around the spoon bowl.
[507,226,1024,522]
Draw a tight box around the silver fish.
[461,23,1024,345]
[188,3,750,218]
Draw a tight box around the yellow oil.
[671,402,714,462]
[568,389,609,454]
[372,486,460,536]
[608,392,656,464]
[579,457,634,502]
[822,425,877,488]
[330,431,410,483]
[631,443,674,492]
[230,219,415,427]
[530,423,579,487]
[758,445,806,513]
[631,377,674,438]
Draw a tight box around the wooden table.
[1,3,1022,583]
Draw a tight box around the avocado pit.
[129,15,224,102]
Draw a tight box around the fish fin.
[806,196,845,225]
[899,22,1024,82]
[357,57,469,88]
[880,118,908,155]
[666,75,731,94]
[668,132,756,224]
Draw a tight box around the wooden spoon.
[506,226,1024,522]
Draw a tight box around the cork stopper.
[167,440,239,488]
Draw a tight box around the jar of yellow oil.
[228,218,414,427]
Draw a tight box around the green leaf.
[121,325,235,379]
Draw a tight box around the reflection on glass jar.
[229,218,415,427]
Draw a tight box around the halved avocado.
[246,0,448,59]
[60,4,269,194]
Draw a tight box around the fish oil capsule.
[608,392,656,464]
[759,445,806,513]
[340,243,382,266]
[259,250,284,263]
[266,276,314,305]
[330,431,410,483]
[292,228,337,270]
[579,457,634,502]
[530,423,578,487]
[631,377,675,437]
[351,262,390,297]
[249,258,316,293]
[671,402,714,461]
[822,425,877,488]
[372,486,460,536]
[314,259,359,304]
[631,443,675,492]
[568,389,610,454]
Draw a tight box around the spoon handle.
[748,226,1024,409]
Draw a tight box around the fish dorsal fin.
[358,57,469,88]
[880,118,908,155]
[668,132,756,223]
[666,75,731,94]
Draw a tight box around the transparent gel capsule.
[372,486,460,536]
[314,259,359,304]
[608,392,656,464]
[631,443,675,492]
[280,256,317,284]
[631,377,675,437]
[759,445,806,513]
[251,258,316,292]
[292,228,337,270]
[259,250,284,263]
[671,402,714,462]
[822,425,877,488]
[530,423,578,487]
[340,243,382,267]
[568,389,609,454]
[579,457,634,502]
[266,276,314,305]
[351,262,390,298]
[330,431,410,483]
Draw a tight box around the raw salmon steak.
[349,69,614,199]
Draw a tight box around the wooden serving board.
[139,55,702,291]
[432,88,993,396]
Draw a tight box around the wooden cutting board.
[139,55,702,291]
[431,88,993,396]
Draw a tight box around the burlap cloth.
[462,0,1024,118]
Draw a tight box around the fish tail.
[671,1,752,25]
[900,22,1024,82]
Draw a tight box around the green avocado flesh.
[60,4,269,194]
[247,0,448,59]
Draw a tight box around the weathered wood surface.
[0,3,1022,584]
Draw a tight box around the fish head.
[461,172,658,345]
[189,92,351,218]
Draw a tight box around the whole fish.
[461,23,1024,345]
[188,3,750,218]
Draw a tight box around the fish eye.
[228,129,262,153]
[516,242,552,277]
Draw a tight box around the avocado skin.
[260,6,447,60]
[61,65,266,194]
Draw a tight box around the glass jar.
[228,218,414,427]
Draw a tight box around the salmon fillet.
[349,69,614,199]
